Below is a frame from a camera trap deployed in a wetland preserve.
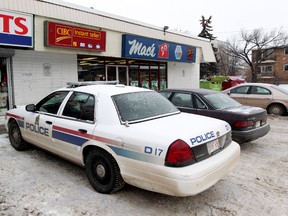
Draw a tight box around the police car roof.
[59,84,152,96]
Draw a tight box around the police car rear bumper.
[120,141,240,197]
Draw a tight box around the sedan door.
[52,91,96,163]
[227,85,250,105]
[24,91,70,151]
[245,86,273,109]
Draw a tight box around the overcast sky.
[62,0,287,41]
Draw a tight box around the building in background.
[252,46,288,84]
[0,0,215,116]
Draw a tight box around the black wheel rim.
[92,157,111,185]
[10,125,21,147]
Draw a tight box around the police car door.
[53,91,96,162]
[24,91,70,151]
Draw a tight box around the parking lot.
[0,115,287,216]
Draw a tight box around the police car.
[5,82,240,197]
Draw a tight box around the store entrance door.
[0,58,8,115]
[106,65,128,85]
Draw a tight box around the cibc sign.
[0,10,33,47]
[44,21,106,51]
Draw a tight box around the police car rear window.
[112,91,179,123]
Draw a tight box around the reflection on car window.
[112,91,179,123]
[171,93,193,108]
[36,91,69,114]
[204,93,240,109]
[231,86,249,94]
[62,92,95,121]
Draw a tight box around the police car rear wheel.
[8,121,29,151]
[85,149,125,194]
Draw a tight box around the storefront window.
[139,63,149,89]
[129,65,139,87]
[160,63,167,90]
[0,58,8,115]
[150,63,158,90]
[77,55,167,90]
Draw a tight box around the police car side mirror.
[26,104,36,112]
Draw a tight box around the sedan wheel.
[8,121,29,151]
[267,104,285,116]
[85,149,125,194]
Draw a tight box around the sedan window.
[204,93,241,109]
[171,93,193,108]
[36,91,69,114]
[230,86,249,94]
[195,96,206,109]
[112,91,179,123]
[251,86,271,95]
[62,92,95,122]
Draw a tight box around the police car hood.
[126,112,231,148]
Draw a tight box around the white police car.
[5,82,240,197]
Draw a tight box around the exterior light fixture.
[163,26,169,35]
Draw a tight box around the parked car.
[222,83,288,116]
[5,82,240,197]
[159,88,270,144]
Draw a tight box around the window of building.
[77,55,167,90]
[260,65,273,73]
[284,47,288,55]
[283,64,288,72]
[262,49,274,58]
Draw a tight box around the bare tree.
[216,41,245,76]
[224,28,288,82]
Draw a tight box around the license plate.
[255,121,260,128]
[207,139,220,154]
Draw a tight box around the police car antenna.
[67,80,119,88]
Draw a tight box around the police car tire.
[8,120,29,151]
[85,149,125,194]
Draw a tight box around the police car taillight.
[165,139,196,167]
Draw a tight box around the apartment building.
[252,46,288,84]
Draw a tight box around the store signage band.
[0,9,33,47]
[44,21,106,51]
[122,34,196,63]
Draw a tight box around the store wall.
[167,62,200,88]
[12,50,77,105]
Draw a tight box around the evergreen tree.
[198,16,219,79]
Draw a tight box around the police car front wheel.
[8,120,29,151]
[85,148,125,194]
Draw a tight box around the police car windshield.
[112,91,179,123]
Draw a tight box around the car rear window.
[112,91,179,123]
